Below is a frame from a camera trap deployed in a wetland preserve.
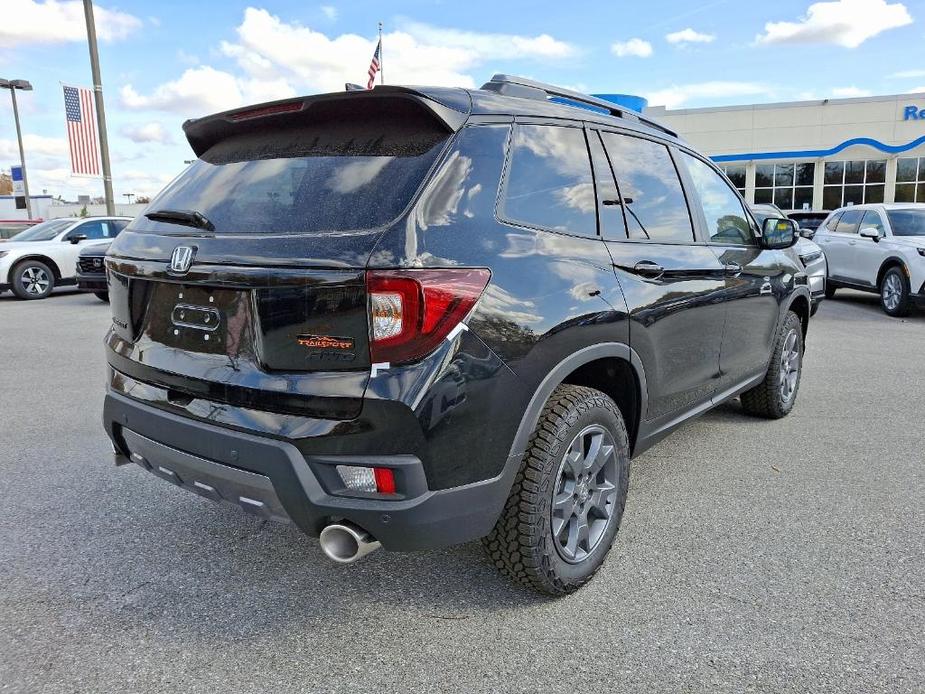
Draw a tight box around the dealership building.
[644,92,925,212]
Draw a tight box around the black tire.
[879,266,912,317]
[11,259,55,300]
[94,291,110,302]
[483,384,630,595]
[741,311,803,419]
[824,284,836,299]
[810,301,819,317]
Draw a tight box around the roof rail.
[480,73,677,138]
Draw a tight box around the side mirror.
[859,227,881,242]
[68,234,87,244]
[761,218,797,250]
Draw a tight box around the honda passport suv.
[102,75,810,595]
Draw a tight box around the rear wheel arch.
[8,255,63,283]
[507,343,647,461]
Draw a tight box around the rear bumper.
[104,391,519,551]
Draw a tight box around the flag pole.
[378,22,384,85]
[82,0,115,216]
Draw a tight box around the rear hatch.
[106,88,468,419]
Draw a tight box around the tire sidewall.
[535,398,629,587]
[12,260,55,300]
[880,268,909,317]
[772,313,803,417]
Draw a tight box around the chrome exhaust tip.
[319,522,381,564]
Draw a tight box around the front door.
[823,208,865,284]
[593,130,726,423]
[676,151,782,392]
[850,209,888,285]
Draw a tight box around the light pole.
[82,0,115,216]
[0,78,33,219]
[123,192,134,204]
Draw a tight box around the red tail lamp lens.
[367,269,491,364]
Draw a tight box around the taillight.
[367,269,491,364]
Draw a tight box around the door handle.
[619,261,665,279]
[724,261,742,276]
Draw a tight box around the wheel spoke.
[588,441,614,477]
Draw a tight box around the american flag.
[367,39,381,90]
[63,85,101,176]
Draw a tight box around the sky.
[1,0,924,201]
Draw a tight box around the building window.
[895,157,925,202]
[822,160,885,209]
[754,162,814,210]
[719,164,746,197]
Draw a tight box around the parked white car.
[0,217,131,300]
[750,204,827,315]
[815,203,925,316]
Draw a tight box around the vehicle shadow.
[821,289,925,322]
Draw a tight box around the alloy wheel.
[778,329,800,403]
[551,424,618,564]
[21,266,50,296]
[882,273,902,311]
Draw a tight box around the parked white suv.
[815,204,925,316]
[0,217,131,300]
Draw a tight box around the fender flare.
[506,342,648,459]
[780,286,812,330]
[877,256,911,286]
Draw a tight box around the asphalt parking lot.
[1,288,922,693]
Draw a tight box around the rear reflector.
[367,269,490,365]
[335,465,397,495]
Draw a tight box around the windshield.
[137,114,449,235]
[887,209,925,236]
[9,219,73,242]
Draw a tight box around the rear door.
[595,129,726,423]
[677,151,781,391]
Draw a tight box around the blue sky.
[1,0,923,200]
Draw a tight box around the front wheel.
[824,284,837,299]
[94,291,109,302]
[880,267,912,317]
[741,311,803,419]
[483,384,630,595]
[11,260,55,300]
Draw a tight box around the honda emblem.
[169,246,194,274]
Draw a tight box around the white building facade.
[646,92,925,212]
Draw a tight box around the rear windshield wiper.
[144,209,215,232]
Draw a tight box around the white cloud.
[0,0,142,48]
[831,86,872,97]
[216,8,575,93]
[665,28,715,45]
[889,69,925,79]
[646,81,769,109]
[610,38,653,58]
[120,66,296,116]
[120,121,174,144]
[755,0,913,48]
[0,134,68,159]
[320,5,337,20]
[907,86,925,93]
[176,49,200,66]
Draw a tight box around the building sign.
[10,165,26,210]
[903,105,925,120]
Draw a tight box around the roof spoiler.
[182,87,470,158]
[481,73,676,138]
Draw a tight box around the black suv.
[103,75,810,594]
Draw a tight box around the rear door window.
[599,132,694,243]
[501,124,596,237]
[137,112,450,235]
[835,209,864,234]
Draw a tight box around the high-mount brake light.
[227,102,304,122]
[367,269,491,364]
